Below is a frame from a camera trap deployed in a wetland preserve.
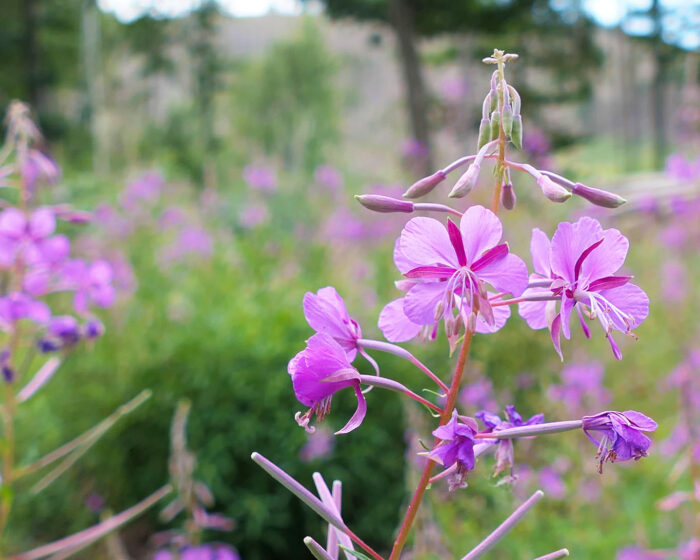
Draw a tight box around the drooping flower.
[391,206,528,335]
[288,333,366,435]
[428,410,477,490]
[476,405,544,481]
[582,410,657,473]
[303,287,361,361]
[519,218,649,360]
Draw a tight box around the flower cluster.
[251,50,659,560]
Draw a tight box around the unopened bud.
[537,175,571,203]
[477,118,491,149]
[501,182,516,210]
[511,115,523,150]
[434,300,445,321]
[502,104,514,137]
[402,170,446,199]
[452,313,463,336]
[355,194,414,213]
[467,312,477,333]
[571,183,626,208]
[490,111,501,141]
[449,163,480,198]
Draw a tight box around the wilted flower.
[476,405,544,480]
[288,333,366,435]
[428,411,477,491]
[582,410,657,473]
[519,218,649,360]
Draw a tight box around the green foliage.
[231,18,339,173]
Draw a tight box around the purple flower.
[314,165,343,191]
[519,218,649,360]
[0,292,50,330]
[660,259,687,303]
[392,206,528,334]
[243,164,277,192]
[582,410,657,473]
[21,149,61,192]
[156,545,240,560]
[0,207,61,268]
[303,287,361,361]
[476,405,544,480]
[458,378,499,412]
[120,171,164,210]
[239,203,269,229]
[615,547,658,560]
[428,411,477,490]
[288,333,366,435]
[62,259,115,314]
[548,362,610,413]
[48,315,81,345]
[538,467,565,499]
[299,426,334,462]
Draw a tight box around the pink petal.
[560,296,575,340]
[0,208,26,239]
[598,282,649,330]
[378,299,422,342]
[578,227,629,285]
[403,282,446,325]
[530,228,551,277]
[447,218,467,266]
[405,266,456,279]
[29,208,56,239]
[550,217,603,282]
[336,384,366,434]
[473,252,528,297]
[518,297,549,330]
[397,217,458,272]
[303,287,353,340]
[459,205,503,264]
[475,301,510,333]
[550,313,563,361]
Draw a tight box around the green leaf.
[338,545,373,560]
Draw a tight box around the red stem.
[389,330,474,560]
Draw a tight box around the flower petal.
[397,217,458,272]
[378,298,422,342]
[403,282,446,325]
[473,252,528,297]
[336,384,367,435]
[530,228,551,277]
[550,217,604,282]
[459,205,503,264]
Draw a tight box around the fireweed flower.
[518,218,649,360]
[0,292,51,331]
[392,205,528,334]
[303,287,362,361]
[582,410,657,473]
[288,333,366,435]
[21,149,61,192]
[428,411,477,490]
[61,259,115,314]
[476,405,544,480]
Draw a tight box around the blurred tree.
[0,0,82,137]
[314,0,602,169]
[231,18,339,174]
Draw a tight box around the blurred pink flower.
[243,164,277,192]
[239,203,269,229]
[314,165,344,192]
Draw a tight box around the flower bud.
[489,111,501,141]
[449,163,480,198]
[355,194,414,213]
[511,115,523,150]
[467,312,477,333]
[502,104,514,137]
[434,300,445,321]
[571,183,626,208]
[402,170,446,199]
[537,175,571,203]
[501,182,516,210]
[477,118,491,150]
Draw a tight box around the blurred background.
[1,0,698,558]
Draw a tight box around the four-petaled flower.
[288,333,366,435]
[582,410,657,473]
[519,218,649,360]
[428,411,477,490]
[476,405,544,481]
[303,287,362,361]
[392,206,528,334]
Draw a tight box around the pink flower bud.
[501,182,516,210]
[449,163,480,198]
[402,170,446,199]
[355,194,414,213]
[537,175,571,203]
[571,183,626,208]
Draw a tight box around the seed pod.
[511,114,523,150]
[502,104,514,137]
[490,111,501,141]
[477,118,491,150]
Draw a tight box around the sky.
[97,0,698,50]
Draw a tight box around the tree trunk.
[389,0,433,175]
[650,0,667,169]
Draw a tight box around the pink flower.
[391,206,528,333]
[303,287,361,361]
[21,149,61,192]
[314,165,343,191]
[238,203,269,229]
[62,259,115,314]
[519,218,649,360]
[288,333,366,435]
[243,164,276,192]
